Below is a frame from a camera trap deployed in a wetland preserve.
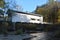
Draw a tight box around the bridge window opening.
[37,19,40,21]
[31,18,36,20]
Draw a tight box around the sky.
[16,0,48,12]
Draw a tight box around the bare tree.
[4,0,23,11]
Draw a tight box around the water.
[0,32,59,40]
[0,32,47,40]
[31,33,46,40]
[23,32,47,40]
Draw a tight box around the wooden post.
[12,22,16,34]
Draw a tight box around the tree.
[57,9,60,23]
[5,0,23,11]
[35,1,60,24]
[0,0,5,8]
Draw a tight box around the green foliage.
[15,29,23,35]
[0,22,8,34]
[0,0,5,8]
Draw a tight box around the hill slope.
[35,1,60,24]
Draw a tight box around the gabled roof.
[7,9,43,17]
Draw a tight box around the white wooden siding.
[12,13,43,24]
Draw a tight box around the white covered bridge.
[7,9,43,24]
